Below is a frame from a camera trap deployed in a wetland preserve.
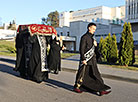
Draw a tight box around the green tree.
[8,20,16,30]
[110,34,118,63]
[119,22,135,66]
[127,22,135,65]
[99,36,107,62]
[42,11,59,28]
[119,22,127,65]
[106,33,112,63]
[98,36,103,53]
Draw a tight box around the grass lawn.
[0,40,16,57]
[61,52,78,59]
[0,40,78,58]
[99,56,138,71]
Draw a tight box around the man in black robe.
[73,23,111,96]
[48,36,61,74]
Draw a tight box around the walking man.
[73,23,111,96]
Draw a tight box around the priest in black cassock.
[73,23,111,96]
[48,35,63,74]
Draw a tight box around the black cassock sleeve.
[95,46,102,63]
[79,36,87,61]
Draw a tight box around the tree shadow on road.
[45,79,74,92]
[0,58,15,64]
[0,64,19,77]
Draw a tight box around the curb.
[1,58,138,84]
[101,74,138,84]
[0,58,15,63]
[62,67,138,84]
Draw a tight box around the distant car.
[0,35,14,39]
[0,35,6,39]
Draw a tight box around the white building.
[56,21,123,52]
[126,0,138,46]
[57,5,125,52]
[59,6,125,27]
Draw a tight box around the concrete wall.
[133,32,138,41]
[56,26,69,36]
[70,21,88,51]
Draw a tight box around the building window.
[121,20,124,23]
[137,3,138,14]
[116,18,119,24]
[131,3,133,15]
[112,19,116,24]
[129,5,130,15]
[92,19,94,22]
[134,3,136,15]
[61,32,63,36]
[92,19,95,22]
[96,18,100,22]
[67,32,70,36]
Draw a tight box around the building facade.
[59,6,125,27]
[56,21,123,52]
[126,0,138,46]
[126,0,138,22]
[57,5,125,52]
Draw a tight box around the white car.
[0,35,14,39]
[0,35,6,39]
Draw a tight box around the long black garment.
[15,33,49,83]
[74,32,111,92]
[15,32,29,77]
[48,39,61,73]
[28,35,49,82]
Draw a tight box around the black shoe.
[54,70,59,74]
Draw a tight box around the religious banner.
[17,24,57,36]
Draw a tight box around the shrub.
[6,46,16,53]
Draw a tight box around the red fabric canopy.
[17,24,57,36]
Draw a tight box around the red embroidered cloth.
[17,24,57,36]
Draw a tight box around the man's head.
[87,23,97,34]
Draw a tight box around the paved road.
[1,55,138,83]
[0,61,138,102]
